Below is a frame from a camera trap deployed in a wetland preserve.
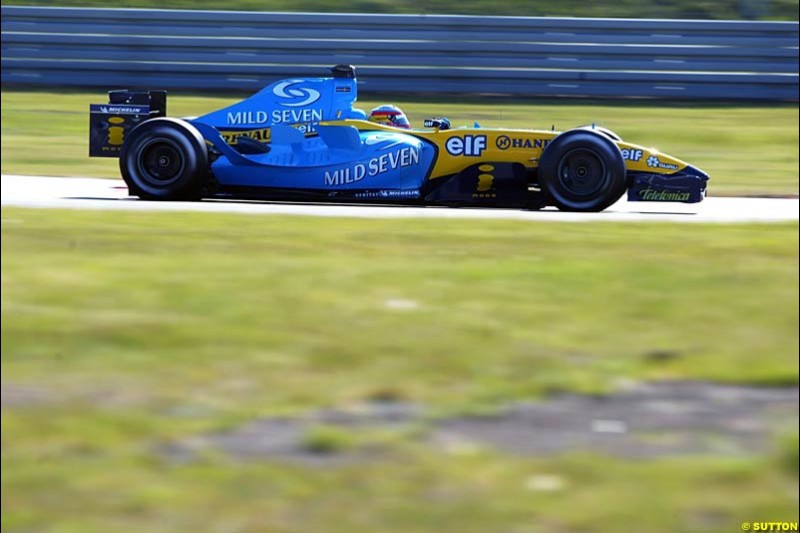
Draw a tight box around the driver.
[367,104,411,129]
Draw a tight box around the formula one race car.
[89,65,708,212]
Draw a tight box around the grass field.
[1,90,798,196]
[3,210,798,409]
[4,0,799,20]
[2,208,798,531]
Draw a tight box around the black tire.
[538,130,627,212]
[120,118,208,200]
[577,125,622,141]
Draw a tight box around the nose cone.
[682,164,710,181]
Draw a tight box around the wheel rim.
[137,139,184,186]
[557,148,607,197]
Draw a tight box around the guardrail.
[1,6,797,100]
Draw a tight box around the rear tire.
[538,130,627,212]
[120,118,208,200]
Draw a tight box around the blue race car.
[89,65,709,212]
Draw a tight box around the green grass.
[2,89,798,196]
[2,208,798,531]
[4,0,798,20]
[3,209,798,412]
[301,425,359,453]
[2,445,798,533]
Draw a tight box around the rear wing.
[89,90,166,157]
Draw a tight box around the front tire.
[577,125,622,141]
[120,118,208,200]
[538,130,627,212]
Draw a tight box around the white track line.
[2,175,797,223]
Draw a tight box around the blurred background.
[1,1,798,532]
[3,0,800,19]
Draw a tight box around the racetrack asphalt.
[2,174,798,223]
